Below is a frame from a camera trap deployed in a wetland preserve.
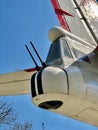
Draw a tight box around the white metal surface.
[32,46,98,127]
[42,66,68,94]
[58,0,97,45]
[33,93,98,127]
[48,26,95,48]
[0,70,35,96]
[32,63,98,126]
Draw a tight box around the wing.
[51,0,98,46]
[0,68,36,96]
[79,0,98,41]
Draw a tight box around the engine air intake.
[39,100,63,110]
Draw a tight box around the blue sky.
[0,0,98,130]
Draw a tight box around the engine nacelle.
[31,66,68,110]
[30,64,98,126]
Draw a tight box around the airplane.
[0,0,98,127]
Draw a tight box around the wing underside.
[51,0,98,46]
[0,70,36,96]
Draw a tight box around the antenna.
[30,41,46,68]
[25,44,40,71]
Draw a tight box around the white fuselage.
[31,27,98,126]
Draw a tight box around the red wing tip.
[24,66,42,72]
[24,68,37,72]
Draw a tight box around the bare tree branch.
[9,122,33,130]
[0,99,33,130]
[0,100,17,126]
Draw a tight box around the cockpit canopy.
[46,37,73,67]
[46,26,95,67]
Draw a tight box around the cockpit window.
[72,48,84,58]
[46,38,74,66]
[66,37,87,59]
[46,39,61,63]
[61,39,73,58]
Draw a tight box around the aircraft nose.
[31,66,68,109]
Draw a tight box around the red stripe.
[24,66,42,72]
[94,45,98,53]
[51,0,61,9]
[55,8,74,17]
[57,15,70,31]
[51,0,70,31]
[24,67,37,72]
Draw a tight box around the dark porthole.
[39,100,63,110]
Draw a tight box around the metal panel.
[58,0,97,45]
[79,0,98,43]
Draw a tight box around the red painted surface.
[24,67,37,72]
[55,8,73,17]
[94,45,98,52]
[24,66,42,72]
[96,46,98,50]
[51,0,73,31]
